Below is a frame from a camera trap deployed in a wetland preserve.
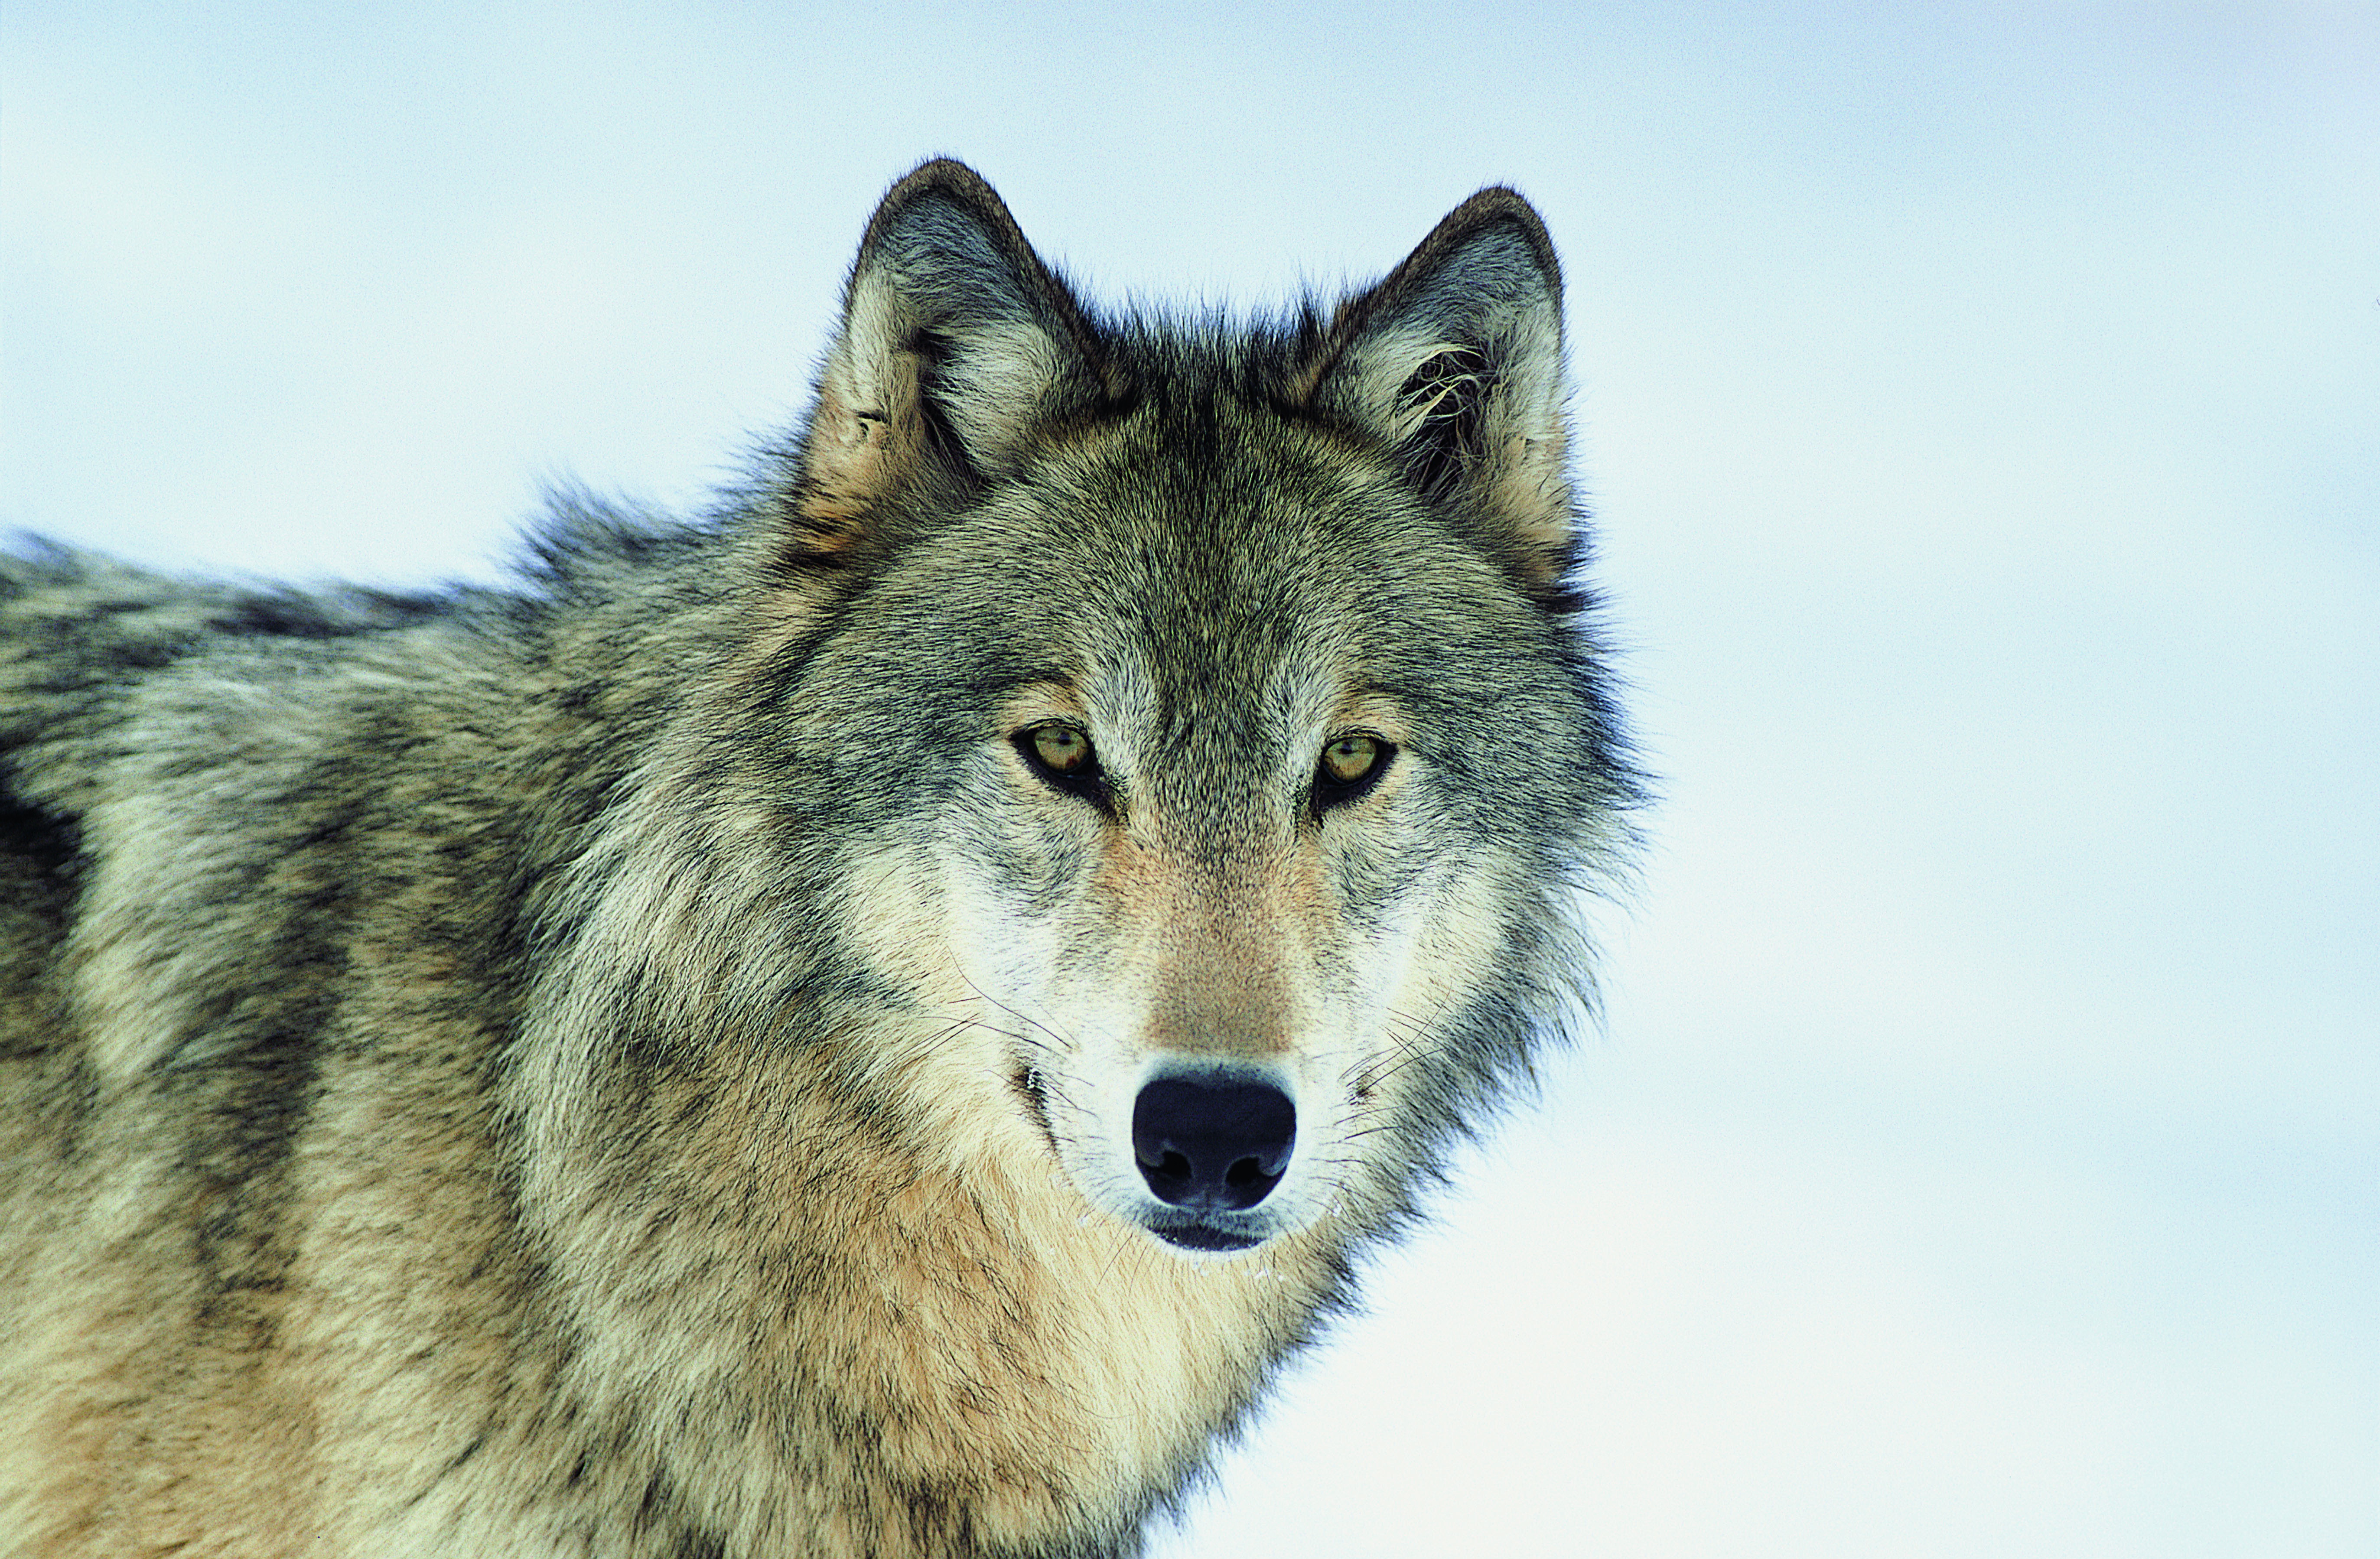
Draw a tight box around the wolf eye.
[1321,735,1382,784]
[1014,722,1106,803]
[1029,724,1091,774]
[1313,732,1394,810]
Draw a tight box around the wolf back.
[0,159,1637,1557]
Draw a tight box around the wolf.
[0,159,1636,1557]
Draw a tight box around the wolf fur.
[0,160,1637,1557]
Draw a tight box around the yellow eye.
[1320,734,1383,785]
[1028,723,1093,775]
[1013,721,1108,807]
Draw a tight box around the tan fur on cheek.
[1380,856,1523,1042]
[833,846,975,1009]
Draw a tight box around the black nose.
[1132,1074,1296,1212]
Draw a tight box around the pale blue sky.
[4,3,2373,1554]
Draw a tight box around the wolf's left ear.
[1293,189,1575,595]
[790,160,1118,562]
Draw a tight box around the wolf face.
[752,163,1637,1264]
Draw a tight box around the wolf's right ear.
[788,160,1118,563]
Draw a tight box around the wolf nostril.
[1132,1075,1296,1212]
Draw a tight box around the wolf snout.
[1131,1073,1296,1212]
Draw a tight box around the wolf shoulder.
[0,527,705,1073]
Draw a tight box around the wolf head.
[710,160,1636,1260]
[516,162,1634,1285]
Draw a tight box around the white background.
[5,4,2373,1554]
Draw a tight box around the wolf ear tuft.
[788,160,1117,563]
[1294,188,1576,595]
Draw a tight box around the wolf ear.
[1293,188,1576,594]
[790,159,1117,560]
